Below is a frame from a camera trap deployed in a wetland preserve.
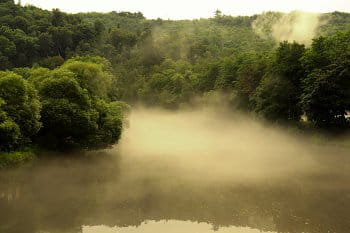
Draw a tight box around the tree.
[61,58,113,100]
[37,68,125,150]
[250,42,305,122]
[199,62,220,92]
[4,28,39,67]
[301,69,349,127]
[234,53,269,110]
[138,30,163,67]
[214,57,239,90]
[272,41,305,86]
[51,8,65,27]
[0,72,41,144]
[137,59,198,108]
[0,35,16,57]
[49,26,73,57]
[38,74,98,149]
[72,23,96,47]
[214,9,222,18]
[88,100,125,149]
[252,74,301,122]
[12,16,29,32]
[39,56,65,69]
[301,30,350,127]
[38,32,53,57]
[0,98,21,151]
[94,20,105,36]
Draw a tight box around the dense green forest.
[0,0,349,166]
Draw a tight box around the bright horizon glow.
[20,0,350,19]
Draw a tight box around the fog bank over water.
[115,107,349,185]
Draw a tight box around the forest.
[0,0,349,166]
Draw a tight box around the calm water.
[1,109,350,233]
[1,150,349,233]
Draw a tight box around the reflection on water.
[83,220,276,233]
[0,109,349,233]
[0,151,349,233]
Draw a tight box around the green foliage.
[38,76,99,149]
[0,99,21,151]
[0,1,101,69]
[233,53,269,110]
[249,41,305,122]
[301,30,350,127]
[108,28,137,51]
[0,54,126,160]
[319,12,350,35]
[272,41,305,85]
[138,59,198,108]
[38,56,64,69]
[0,72,41,142]
[0,149,36,168]
[252,75,301,122]
[34,60,125,150]
[61,58,113,99]
[88,100,124,149]
[0,119,21,151]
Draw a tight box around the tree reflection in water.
[0,150,349,233]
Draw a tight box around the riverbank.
[0,148,116,169]
[0,149,37,169]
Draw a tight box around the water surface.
[1,108,349,233]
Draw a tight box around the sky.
[20,0,350,19]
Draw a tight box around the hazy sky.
[20,0,350,19]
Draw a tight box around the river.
[1,108,349,233]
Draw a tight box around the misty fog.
[111,106,349,190]
[252,11,326,45]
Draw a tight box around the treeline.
[0,0,152,70]
[83,9,348,130]
[0,0,349,164]
[131,32,350,129]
